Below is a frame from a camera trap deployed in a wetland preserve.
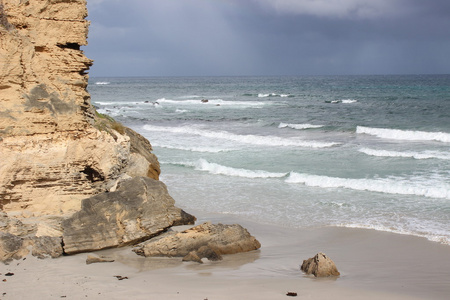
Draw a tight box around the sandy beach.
[1,212,449,300]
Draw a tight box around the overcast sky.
[84,0,450,77]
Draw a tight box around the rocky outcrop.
[0,0,259,263]
[0,232,63,262]
[0,0,160,216]
[62,177,196,254]
[133,222,261,261]
[301,252,340,277]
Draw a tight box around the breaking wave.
[278,123,324,130]
[286,172,450,199]
[143,125,339,148]
[153,144,233,153]
[357,126,450,143]
[164,159,288,179]
[156,98,266,107]
[359,148,450,160]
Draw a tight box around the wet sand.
[2,212,449,299]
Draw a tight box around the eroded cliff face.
[0,0,160,217]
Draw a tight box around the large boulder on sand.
[133,222,261,261]
[62,177,196,254]
[301,252,340,277]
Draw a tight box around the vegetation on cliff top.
[93,110,125,138]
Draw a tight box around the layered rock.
[0,0,174,261]
[301,252,340,277]
[62,177,196,254]
[0,0,259,263]
[133,222,261,261]
[0,0,160,216]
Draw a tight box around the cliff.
[0,0,160,216]
[0,0,180,260]
[0,0,259,262]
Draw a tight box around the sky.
[84,0,450,77]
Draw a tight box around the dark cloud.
[84,0,450,76]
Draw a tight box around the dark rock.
[62,177,196,254]
[0,232,63,262]
[30,236,63,259]
[301,252,340,277]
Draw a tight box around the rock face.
[0,0,160,216]
[0,232,63,262]
[0,0,259,263]
[301,252,340,277]
[133,222,261,261]
[62,177,196,254]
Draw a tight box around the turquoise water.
[89,75,450,244]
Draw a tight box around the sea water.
[88,75,450,245]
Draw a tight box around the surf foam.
[357,126,450,143]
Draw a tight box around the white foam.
[359,147,450,160]
[258,93,290,98]
[165,159,288,179]
[175,109,188,113]
[153,144,232,153]
[286,172,450,199]
[357,126,450,143]
[143,125,339,148]
[156,98,266,107]
[278,123,324,130]
[94,101,115,106]
[341,99,358,104]
[336,224,449,245]
[95,81,110,85]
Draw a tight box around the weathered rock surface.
[86,254,114,265]
[1,0,163,263]
[301,252,340,277]
[0,0,258,265]
[133,222,261,260]
[0,0,160,217]
[0,232,63,262]
[62,177,196,254]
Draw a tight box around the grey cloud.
[84,0,450,76]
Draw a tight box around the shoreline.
[2,211,449,299]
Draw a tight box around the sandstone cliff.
[0,0,171,260]
[0,0,160,216]
[0,0,259,262]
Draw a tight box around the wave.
[143,125,339,148]
[95,82,110,85]
[164,159,288,179]
[357,126,450,143]
[359,148,450,160]
[336,224,449,245]
[153,144,233,153]
[286,172,450,199]
[258,93,291,98]
[155,98,266,107]
[278,123,324,130]
[325,99,358,104]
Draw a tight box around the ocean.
[88,75,450,245]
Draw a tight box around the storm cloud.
[84,0,450,76]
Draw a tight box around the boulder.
[62,177,196,254]
[133,222,261,259]
[86,254,115,265]
[0,232,63,262]
[301,252,340,277]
